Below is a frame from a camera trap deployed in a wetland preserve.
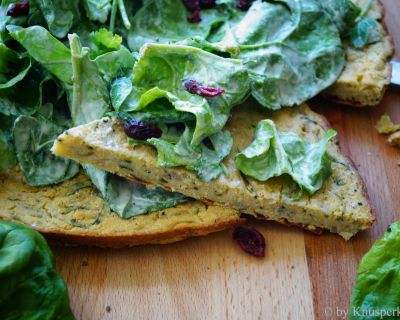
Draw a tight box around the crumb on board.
[376,114,400,148]
[388,131,400,147]
[375,114,400,134]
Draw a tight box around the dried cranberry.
[199,0,216,9]
[6,1,29,17]
[183,79,225,97]
[123,119,162,140]
[235,0,254,10]
[182,0,202,23]
[233,226,265,258]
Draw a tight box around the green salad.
[0,221,74,320]
[0,0,382,218]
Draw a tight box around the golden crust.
[0,168,242,247]
[53,103,375,239]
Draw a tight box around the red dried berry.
[199,0,216,9]
[183,79,225,97]
[6,1,29,17]
[235,0,254,10]
[182,0,202,23]
[124,119,162,140]
[233,226,265,258]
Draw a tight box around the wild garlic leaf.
[127,0,231,51]
[13,115,79,186]
[350,221,400,320]
[84,164,188,219]
[10,26,73,85]
[235,119,336,194]
[148,125,232,181]
[120,43,249,145]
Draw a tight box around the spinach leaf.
[0,221,74,320]
[13,115,79,186]
[31,0,80,38]
[10,26,73,85]
[84,165,188,218]
[347,17,382,49]
[119,43,249,145]
[317,0,361,34]
[0,127,16,169]
[230,0,345,109]
[0,44,31,89]
[127,0,230,51]
[69,33,110,125]
[235,119,336,194]
[148,125,232,181]
[350,221,400,320]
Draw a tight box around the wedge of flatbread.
[325,0,393,106]
[53,103,374,240]
[0,168,242,247]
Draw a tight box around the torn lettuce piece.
[349,221,400,320]
[13,115,79,186]
[147,125,232,181]
[347,17,382,49]
[90,28,122,57]
[127,0,232,52]
[229,0,345,110]
[118,44,249,145]
[235,119,336,194]
[84,165,188,219]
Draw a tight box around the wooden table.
[54,1,400,319]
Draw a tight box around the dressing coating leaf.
[118,43,249,145]
[85,165,188,218]
[148,125,232,181]
[233,0,345,109]
[235,119,336,194]
[13,115,79,186]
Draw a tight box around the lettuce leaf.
[117,43,249,145]
[235,119,336,194]
[148,125,232,181]
[350,221,400,320]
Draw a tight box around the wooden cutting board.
[53,1,400,319]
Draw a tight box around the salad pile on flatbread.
[0,0,392,246]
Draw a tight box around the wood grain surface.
[53,1,400,319]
